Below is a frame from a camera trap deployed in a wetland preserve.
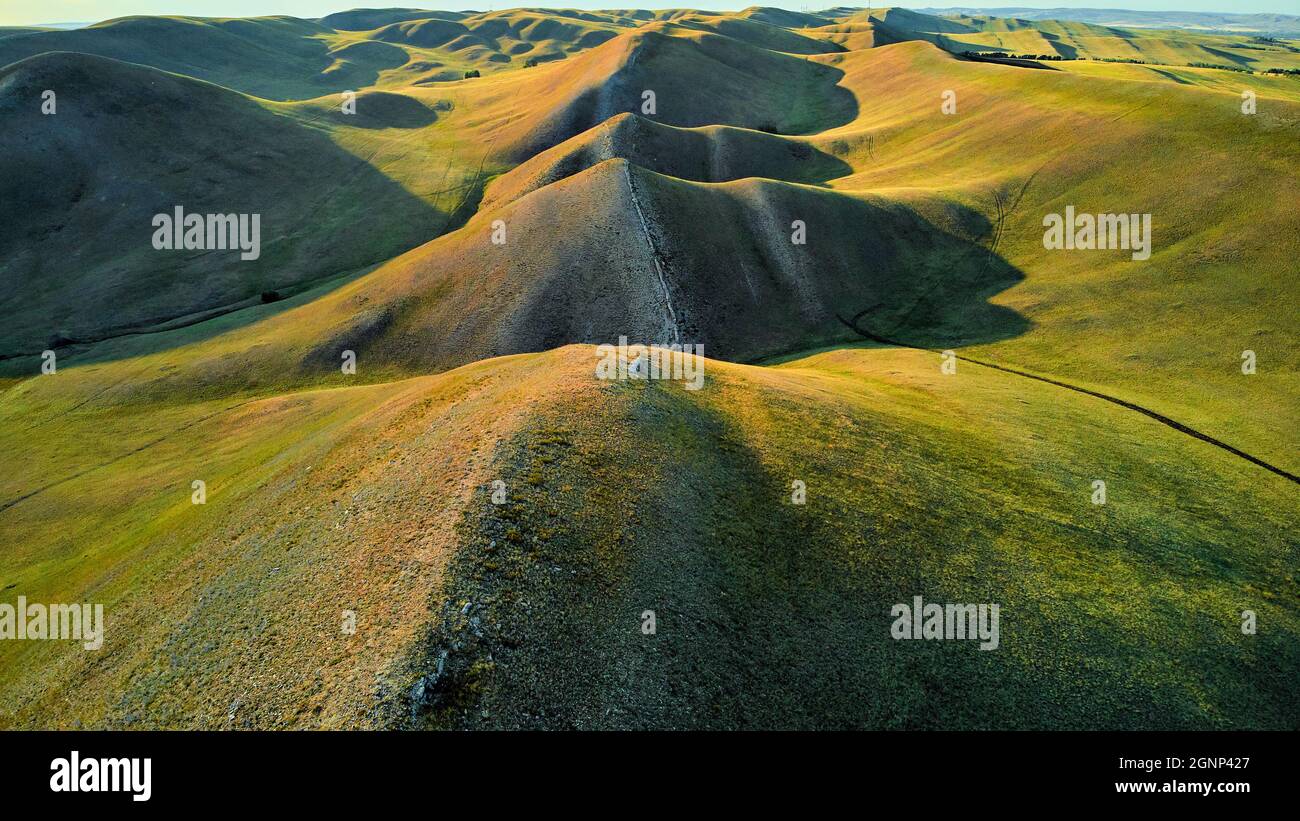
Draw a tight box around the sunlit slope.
[929,8,1300,38]
[734,6,833,29]
[811,19,905,51]
[0,9,656,99]
[866,8,1300,70]
[273,82,494,235]
[1053,58,1300,102]
[407,345,1298,729]
[806,41,1300,473]
[0,351,575,728]
[649,12,843,55]
[354,9,633,82]
[4,345,1292,728]
[467,26,857,165]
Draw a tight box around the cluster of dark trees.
[963,51,1064,61]
[960,50,1300,77]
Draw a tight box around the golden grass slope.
[867,7,1300,71]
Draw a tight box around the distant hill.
[920,7,1300,37]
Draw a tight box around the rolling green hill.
[0,15,396,100]
[0,7,1295,730]
[0,51,441,355]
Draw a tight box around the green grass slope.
[0,149,1016,401]
[0,52,440,356]
[0,7,1296,732]
[803,40,1299,473]
[0,15,405,100]
[1,346,1293,728]
[407,345,1297,729]
[479,111,852,209]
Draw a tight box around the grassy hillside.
[0,9,644,100]
[0,16,396,100]
[869,7,1300,71]
[796,40,1299,472]
[0,148,1017,406]
[1,345,1294,728]
[412,345,1298,729]
[0,7,1295,730]
[1053,58,1300,101]
[921,8,1300,38]
[0,52,442,356]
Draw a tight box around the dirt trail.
[621,160,682,345]
[835,312,1299,486]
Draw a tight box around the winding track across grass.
[835,309,1300,485]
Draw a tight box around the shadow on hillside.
[1038,32,1078,60]
[320,91,441,129]
[1203,46,1253,68]
[1148,68,1191,84]
[511,29,861,163]
[402,364,1206,729]
[831,201,1031,350]
[0,18,411,100]
[649,184,1032,364]
[0,52,450,372]
[960,53,1060,71]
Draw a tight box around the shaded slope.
[320,8,471,31]
[492,27,858,163]
[401,346,1297,730]
[11,155,1021,401]
[0,52,440,355]
[0,15,401,100]
[480,112,851,210]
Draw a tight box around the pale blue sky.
[1,1,1295,28]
